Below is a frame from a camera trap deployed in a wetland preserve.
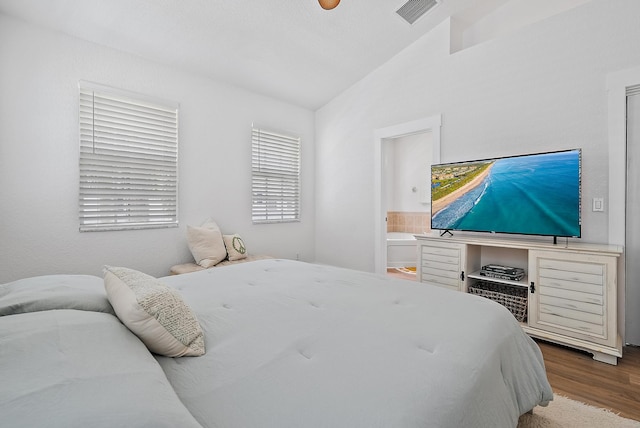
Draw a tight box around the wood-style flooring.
[536,340,640,422]
[385,270,640,421]
[386,267,417,281]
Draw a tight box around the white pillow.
[187,219,227,268]
[103,266,205,357]
[223,234,248,261]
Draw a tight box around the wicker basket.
[468,280,528,322]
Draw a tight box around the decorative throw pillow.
[103,266,205,357]
[187,219,227,268]
[223,234,248,261]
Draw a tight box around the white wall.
[389,132,432,212]
[456,0,592,51]
[315,0,640,272]
[0,14,315,283]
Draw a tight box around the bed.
[0,259,552,428]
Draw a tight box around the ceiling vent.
[396,0,439,25]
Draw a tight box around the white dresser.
[416,235,623,365]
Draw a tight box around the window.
[79,81,179,231]
[251,127,300,224]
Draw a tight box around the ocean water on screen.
[432,151,580,237]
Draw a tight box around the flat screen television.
[430,149,581,239]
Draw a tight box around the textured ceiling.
[0,0,508,109]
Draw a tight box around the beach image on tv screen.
[431,150,581,237]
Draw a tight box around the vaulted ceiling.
[0,0,585,109]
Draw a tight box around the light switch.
[593,197,604,212]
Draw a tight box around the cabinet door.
[418,242,465,292]
[528,250,617,347]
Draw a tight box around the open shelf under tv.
[467,271,529,289]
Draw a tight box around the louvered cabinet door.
[528,250,618,349]
[418,241,465,292]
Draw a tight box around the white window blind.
[79,82,179,231]
[251,127,300,224]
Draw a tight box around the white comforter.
[158,259,553,428]
[0,275,202,428]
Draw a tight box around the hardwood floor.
[535,340,640,421]
[385,269,640,420]
[386,268,417,281]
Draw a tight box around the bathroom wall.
[387,211,431,234]
[385,132,432,234]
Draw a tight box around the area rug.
[517,395,640,428]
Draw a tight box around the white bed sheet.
[158,259,552,428]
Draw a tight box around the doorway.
[626,86,640,345]
[373,115,441,276]
[608,66,640,346]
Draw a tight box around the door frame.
[373,115,441,275]
[607,65,640,344]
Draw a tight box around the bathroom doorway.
[384,133,432,281]
[373,116,441,276]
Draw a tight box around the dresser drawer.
[530,250,614,344]
[421,258,459,273]
[422,256,459,269]
[421,271,460,288]
[418,242,463,291]
[421,274,460,290]
[421,245,459,258]
[538,304,604,337]
[539,286,603,306]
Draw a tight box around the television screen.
[431,149,581,238]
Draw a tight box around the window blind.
[251,127,300,224]
[79,82,179,231]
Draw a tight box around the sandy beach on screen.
[431,163,494,216]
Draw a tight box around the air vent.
[627,85,640,97]
[396,0,439,25]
